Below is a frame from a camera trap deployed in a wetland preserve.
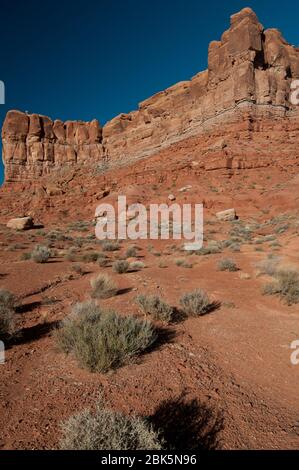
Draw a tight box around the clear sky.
[1,0,299,183]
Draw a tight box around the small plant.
[113,260,129,274]
[31,244,51,263]
[217,258,238,272]
[98,258,109,267]
[158,261,168,268]
[125,246,137,258]
[65,248,78,262]
[21,252,31,260]
[90,274,118,299]
[136,295,174,323]
[256,256,280,276]
[0,289,16,340]
[82,252,100,263]
[129,261,145,271]
[71,264,85,276]
[102,240,120,252]
[55,301,157,372]
[175,258,185,266]
[60,402,162,450]
[263,269,299,305]
[229,243,241,252]
[180,289,212,316]
[174,258,193,268]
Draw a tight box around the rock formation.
[3,7,299,182]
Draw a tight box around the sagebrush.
[55,301,157,372]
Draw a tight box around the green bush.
[0,289,16,340]
[31,244,51,263]
[55,301,157,372]
[136,295,173,323]
[90,274,118,299]
[180,289,212,316]
[60,403,162,450]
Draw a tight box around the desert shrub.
[180,289,212,316]
[175,258,185,266]
[102,240,120,252]
[125,246,137,258]
[65,248,78,262]
[31,244,51,263]
[60,403,162,450]
[113,260,129,274]
[196,243,221,256]
[71,264,85,276]
[81,252,99,263]
[136,295,174,323]
[217,258,238,272]
[0,289,16,340]
[98,258,109,267]
[175,258,193,268]
[256,256,280,276]
[229,243,241,252]
[55,301,157,372]
[158,261,168,268]
[263,269,299,305]
[90,274,118,299]
[129,261,145,271]
[21,252,31,260]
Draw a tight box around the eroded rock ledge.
[3,7,299,182]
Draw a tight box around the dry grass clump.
[113,260,129,274]
[263,268,299,305]
[81,251,100,263]
[217,258,238,272]
[136,295,174,323]
[180,289,212,316]
[102,240,120,252]
[125,246,138,258]
[55,301,157,373]
[129,261,145,271]
[90,274,118,299]
[31,244,51,263]
[60,403,162,450]
[256,255,280,276]
[174,258,193,268]
[0,289,16,340]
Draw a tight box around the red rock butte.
[2,7,299,182]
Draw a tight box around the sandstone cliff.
[3,7,299,182]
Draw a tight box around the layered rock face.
[3,7,299,182]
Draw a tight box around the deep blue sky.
[1,0,299,183]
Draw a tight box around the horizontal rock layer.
[3,7,299,182]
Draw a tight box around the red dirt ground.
[0,145,299,449]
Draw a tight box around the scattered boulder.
[168,194,176,201]
[7,216,34,230]
[216,209,237,221]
